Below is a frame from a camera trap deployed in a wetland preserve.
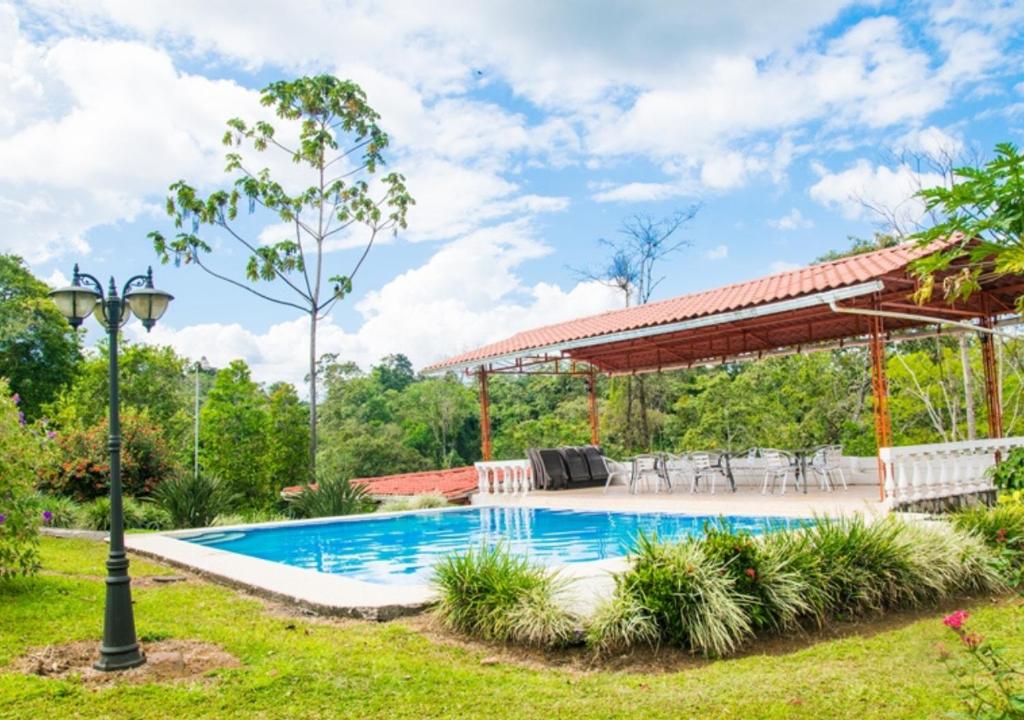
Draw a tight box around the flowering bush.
[0,380,57,578]
[38,408,180,501]
[939,610,1024,719]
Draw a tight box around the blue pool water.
[182,507,806,585]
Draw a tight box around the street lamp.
[50,264,173,672]
[193,356,211,479]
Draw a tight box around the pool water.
[182,507,806,585]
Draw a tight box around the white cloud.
[893,125,964,159]
[767,208,814,231]
[770,260,801,273]
[130,221,623,390]
[704,244,729,261]
[591,180,695,203]
[44,268,70,288]
[808,159,945,226]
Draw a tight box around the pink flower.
[943,610,969,630]
[745,567,757,580]
[995,528,1008,543]
[11,393,19,405]
[962,633,983,649]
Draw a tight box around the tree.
[151,75,413,481]
[199,361,272,507]
[911,143,1024,310]
[399,377,477,468]
[574,207,699,450]
[264,382,311,488]
[0,254,81,421]
[48,341,191,457]
[372,353,416,392]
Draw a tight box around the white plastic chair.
[631,454,665,494]
[690,452,726,494]
[811,445,848,491]
[662,453,694,492]
[760,449,793,495]
[602,458,633,494]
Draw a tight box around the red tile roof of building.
[282,466,478,500]
[424,239,960,373]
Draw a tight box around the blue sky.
[1,1,1022,390]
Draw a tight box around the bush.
[587,516,1004,657]
[212,508,288,527]
[154,473,236,529]
[79,496,148,532]
[608,534,751,656]
[701,522,811,631]
[990,447,1024,491]
[28,493,80,529]
[953,505,1024,586]
[433,544,578,647]
[0,381,56,578]
[378,494,449,513]
[39,408,180,501]
[285,476,373,519]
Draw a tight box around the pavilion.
[424,238,1024,502]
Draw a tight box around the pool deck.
[124,486,885,620]
[474,483,887,518]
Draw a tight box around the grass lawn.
[2,537,1022,720]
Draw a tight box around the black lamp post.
[50,265,173,672]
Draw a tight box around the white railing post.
[880,436,1021,505]
[473,460,533,498]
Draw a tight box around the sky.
[1,0,1023,391]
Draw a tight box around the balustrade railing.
[879,436,1024,505]
[474,459,533,496]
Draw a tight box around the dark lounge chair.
[560,447,591,484]
[581,445,609,484]
[537,449,569,490]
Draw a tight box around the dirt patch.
[12,639,240,687]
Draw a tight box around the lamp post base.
[93,643,146,672]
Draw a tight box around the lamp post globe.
[48,265,173,672]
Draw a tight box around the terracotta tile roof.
[282,467,478,500]
[424,239,959,373]
[353,467,477,499]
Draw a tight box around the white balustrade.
[878,436,1024,505]
[474,459,533,496]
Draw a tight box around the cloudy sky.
[2,1,1022,389]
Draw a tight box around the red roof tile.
[424,239,960,372]
[282,467,478,500]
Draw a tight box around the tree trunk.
[637,375,650,449]
[959,334,976,440]
[309,310,317,483]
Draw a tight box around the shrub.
[154,473,236,529]
[39,408,180,501]
[612,534,751,656]
[138,502,172,531]
[79,496,147,532]
[433,544,578,647]
[953,505,1024,587]
[28,493,80,529]
[285,476,373,519]
[378,494,449,513]
[990,446,1024,491]
[212,508,288,527]
[939,610,1024,719]
[586,590,659,654]
[701,522,810,631]
[0,381,56,578]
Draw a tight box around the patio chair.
[560,447,592,486]
[690,452,728,494]
[537,449,569,490]
[760,449,794,495]
[661,452,694,491]
[810,445,848,491]
[601,457,633,493]
[582,446,610,485]
[631,454,666,494]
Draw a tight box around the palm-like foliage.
[285,476,372,519]
[154,473,236,529]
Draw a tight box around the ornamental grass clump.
[285,476,373,520]
[155,473,236,529]
[609,534,751,657]
[701,522,811,632]
[432,544,579,647]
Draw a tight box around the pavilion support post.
[980,317,1004,440]
[478,368,492,461]
[587,371,600,447]
[868,313,893,502]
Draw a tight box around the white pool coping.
[124,505,812,620]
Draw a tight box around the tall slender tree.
[151,76,413,480]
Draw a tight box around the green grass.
[1,537,1023,719]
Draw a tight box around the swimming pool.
[181,507,805,586]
